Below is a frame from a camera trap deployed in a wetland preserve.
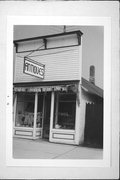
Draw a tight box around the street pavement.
[13,138,103,159]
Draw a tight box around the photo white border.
[6,16,111,167]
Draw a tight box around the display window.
[16,93,35,127]
[53,92,76,130]
[15,92,44,128]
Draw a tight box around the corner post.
[33,92,38,139]
[75,36,83,145]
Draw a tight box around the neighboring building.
[13,30,103,147]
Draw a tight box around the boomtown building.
[13,30,103,147]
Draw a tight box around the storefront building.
[13,30,103,146]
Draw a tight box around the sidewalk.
[13,138,103,159]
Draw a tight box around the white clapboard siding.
[14,46,80,83]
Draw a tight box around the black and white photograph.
[13,25,103,159]
[0,1,119,179]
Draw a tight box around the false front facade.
[13,30,103,146]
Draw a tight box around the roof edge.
[82,77,103,98]
[13,30,83,44]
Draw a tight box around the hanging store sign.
[23,57,45,79]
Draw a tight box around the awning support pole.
[49,91,55,142]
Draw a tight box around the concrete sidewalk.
[13,138,103,159]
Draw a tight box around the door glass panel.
[43,92,51,139]
[37,93,44,128]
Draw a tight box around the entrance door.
[42,92,51,139]
[84,103,103,148]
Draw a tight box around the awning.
[81,77,103,98]
[13,83,81,106]
[13,85,68,92]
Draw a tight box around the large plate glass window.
[53,92,76,130]
[15,92,35,127]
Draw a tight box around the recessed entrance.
[42,92,51,139]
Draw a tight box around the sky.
[14,25,104,89]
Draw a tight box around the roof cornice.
[13,30,83,44]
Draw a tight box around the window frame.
[53,91,76,130]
